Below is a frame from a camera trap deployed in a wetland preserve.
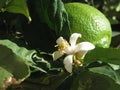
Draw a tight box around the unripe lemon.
[65,3,112,48]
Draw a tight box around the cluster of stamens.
[56,37,70,53]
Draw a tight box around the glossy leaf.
[0,67,12,89]
[0,40,37,88]
[111,34,120,47]
[0,0,31,21]
[0,40,36,65]
[48,0,70,33]
[0,44,31,77]
[89,65,120,85]
[28,72,70,90]
[0,0,11,10]
[0,40,51,73]
[71,70,120,90]
[0,45,30,88]
[35,0,70,37]
[84,47,120,65]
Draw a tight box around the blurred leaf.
[0,67,12,89]
[0,40,54,89]
[35,0,51,27]
[0,40,49,73]
[35,0,70,37]
[112,31,120,37]
[18,72,70,90]
[108,63,120,70]
[89,65,120,85]
[0,0,31,21]
[36,72,69,90]
[32,55,51,73]
[116,2,120,12]
[0,0,11,10]
[48,0,70,34]
[71,70,120,90]
[111,34,120,47]
[0,44,30,88]
[0,40,36,65]
[0,44,31,78]
[84,47,120,65]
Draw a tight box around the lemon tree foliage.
[0,40,31,89]
[71,69,120,90]
[84,47,120,65]
[34,0,71,37]
[89,65,120,85]
[0,40,52,89]
[0,0,120,90]
[0,0,31,21]
[0,67,12,89]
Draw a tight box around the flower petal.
[52,51,64,61]
[76,51,88,58]
[69,33,82,46]
[63,55,73,73]
[56,37,69,46]
[74,42,95,53]
[56,37,64,45]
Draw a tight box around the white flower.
[52,33,95,73]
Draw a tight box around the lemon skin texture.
[65,3,112,48]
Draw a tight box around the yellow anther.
[58,40,69,51]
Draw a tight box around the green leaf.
[0,45,30,88]
[0,0,11,10]
[71,70,120,90]
[27,72,70,90]
[7,72,69,90]
[48,0,70,33]
[0,0,31,21]
[0,40,39,88]
[89,65,120,85]
[0,40,50,73]
[0,67,12,88]
[0,40,36,65]
[35,0,51,26]
[35,0,70,37]
[0,44,31,78]
[84,47,120,65]
[111,34,120,47]
[31,56,51,73]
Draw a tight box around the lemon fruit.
[65,3,112,48]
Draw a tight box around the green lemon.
[65,3,112,48]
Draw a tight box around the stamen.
[57,38,70,52]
